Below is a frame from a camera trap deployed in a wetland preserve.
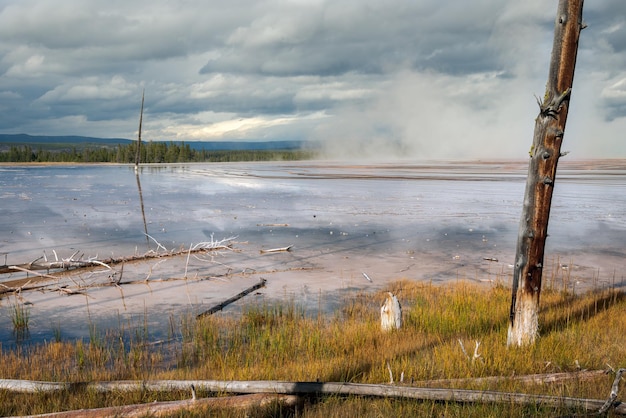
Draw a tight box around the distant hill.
[0,134,310,151]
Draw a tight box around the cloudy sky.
[0,0,624,159]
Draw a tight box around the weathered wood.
[414,369,607,387]
[196,278,267,318]
[0,239,234,284]
[508,0,585,346]
[380,292,402,331]
[259,245,293,254]
[0,259,110,276]
[599,368,625,414]
[134,89,144,169]
[21,393,299,418]
[0,378,623,414]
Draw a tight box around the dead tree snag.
[508,0,585,347]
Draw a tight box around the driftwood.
[0,259,110,276]
[0,238,236,276]
[599,368,625,414]
[259,245,292,254]
[18,393,299,418]
[196,278,267,318]
[0,377,623,414]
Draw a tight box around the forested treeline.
[0,141,317,163]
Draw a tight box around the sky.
[0,0,625,159]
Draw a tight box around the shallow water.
[1,160,625,345]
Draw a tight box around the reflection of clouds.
[601,214,626,229]
[2,163,626,271]
[210,177,269,190]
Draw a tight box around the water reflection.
[135,170,150,249]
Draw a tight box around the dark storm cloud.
[0,0,624,157]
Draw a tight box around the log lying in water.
[0,238,236,276]
[196,278,267,318]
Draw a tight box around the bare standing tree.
[134,89,150,247]
[508,0,585,347]
[135,89,145,169]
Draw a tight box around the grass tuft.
[9,297,30,342]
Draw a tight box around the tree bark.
[508,0,585,347]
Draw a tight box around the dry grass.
[0,279,625,417]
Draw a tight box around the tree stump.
[381,292,402,331]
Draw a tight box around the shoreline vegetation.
[0,142,318,163]
[1,279,625,416]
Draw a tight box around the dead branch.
[54,286,91,297]
[599,368,625,414]
[145,233,167,252]
[0,237,237,278]
[184,243,192,278]
[1,259,111,276]
[197,278,267,318]
[260,245,293,254]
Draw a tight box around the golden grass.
[0,279,625,416]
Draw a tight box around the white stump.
[381,292,402,331]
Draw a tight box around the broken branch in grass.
[387,361,394,385]
[598,368,625,414]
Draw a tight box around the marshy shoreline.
[1,159,625,345]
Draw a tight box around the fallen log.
[0,260,108,275]
[260,245,292,254]
[0,238,236,276]
[414,369,607,387]
[0,378,623,414]
[196,278,267,318]
[18,393,299,418]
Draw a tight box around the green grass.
[8,297,30,343]
[0,280,624,416]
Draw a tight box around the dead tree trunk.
[135,89,144,168]
[508,0,585,347]
[381,292,402,331]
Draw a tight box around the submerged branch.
[197,278,267,318]
[0,237,239,295]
